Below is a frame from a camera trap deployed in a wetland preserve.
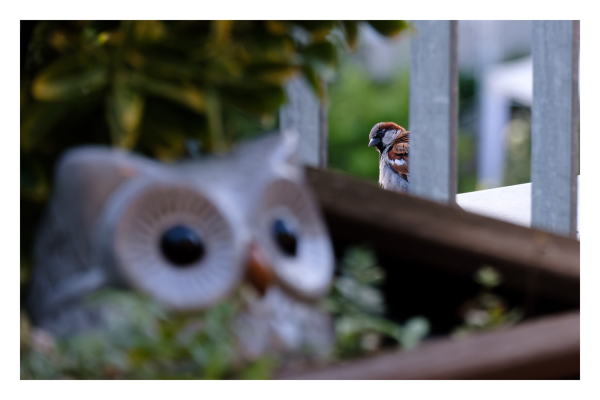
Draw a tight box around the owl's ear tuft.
[53,146,158,234]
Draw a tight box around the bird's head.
[368,122,407,154]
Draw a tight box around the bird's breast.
[379,162,409,192]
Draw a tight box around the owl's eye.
[252,178,334,300]
[160,225,205,266]
[272,218,298,256]
[109,182,244,311]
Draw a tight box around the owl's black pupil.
[272,218,298,256]
[160,225,205,266]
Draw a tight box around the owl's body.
[27,132,334,359]
[368,122,410,193]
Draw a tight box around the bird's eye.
[272,218,298,257]
[160,225,205,266]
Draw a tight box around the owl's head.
[28,133,334,348]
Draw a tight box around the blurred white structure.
[478,56,532,189]
[456,176,580,240]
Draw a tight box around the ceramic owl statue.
[27,131,335,360]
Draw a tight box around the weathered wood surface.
[278,311,580,380]
[409,20,458,204]
[531,20,579,238]
[306,168,580,304]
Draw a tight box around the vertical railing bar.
[449,20,459,200]
[531,20,579,238]
[570,21,580,236]
[280,76,325,168]
[319,78,328,168]
[409,20,458,204]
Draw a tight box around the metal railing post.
[280,76,328,168]
[409,20,458,204]
[531,20,579,237]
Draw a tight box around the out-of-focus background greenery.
[21,246,436,379]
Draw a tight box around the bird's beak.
[246,242,274,296]
[368,138,381,148]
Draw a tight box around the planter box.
[278,168,580,380]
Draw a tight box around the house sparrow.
[368,122,409,192]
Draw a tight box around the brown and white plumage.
[368,122,410,192]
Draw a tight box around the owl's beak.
[246,243,274,296]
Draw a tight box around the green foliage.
[21,289,277,380]
[457,128,478,193]
[21,21,407,159]
[474,265,503,289]
[324,247,429,359]
[503,107,532,187]
[21,246,429,379]
[452,265,523,337]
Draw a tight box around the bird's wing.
[387,131,409,182]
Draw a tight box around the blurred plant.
[452,265,523,337]
[457,73,479,193]
[21,20,408,165]
[324,246,429,359]
[20,20,409,296]
[503,106,532,187]
[21,245,429,379]
[20,288,278,379]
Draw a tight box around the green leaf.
[136,99,204,160]
[237,34,296,64]
[474,265,503,289]
[32,56,108,101]
[211,20,233,45]
[133,20,166,42]
[367,20,409,37]
[400,317,430,349]
[205,89,227,153]
[300,65,323,99]
[292,21,336,36]
[131,73,205,114]
[264,20,289,36]
[342,21,359,49]
[239,357,276,380]
[302,41,337,68]
[244,62,298,86]
[220,84,285,116]
[106,79,145,149]
[127,46,207,80]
